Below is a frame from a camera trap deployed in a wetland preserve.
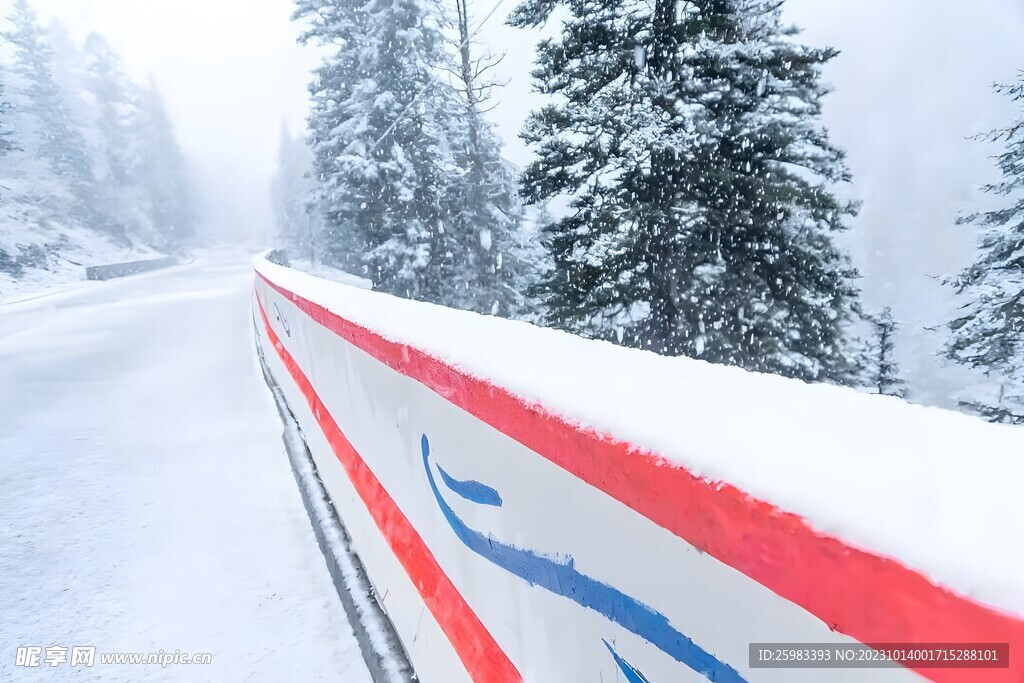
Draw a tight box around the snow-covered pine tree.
[297,0,457,303]
[510,0,864,383]
[0,60,17,275]
[81,33,153,240]
[46,19,90,114]
[293,0,365,271]
[870,307,906,397]
[442,0,539,316]
[272,122,319,261]
[1,26,43,278]
[0,71,13,156]
[947,73,1024,423]
[134,81,197,248]
[83,34,140,188]
[3,0,110,236]
[79,36,194,249]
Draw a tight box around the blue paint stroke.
[437,465,503,506]
[420,434,746,683]
[603,640,653,683]
[273,302,291,337]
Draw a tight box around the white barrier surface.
[252,256,1024,683]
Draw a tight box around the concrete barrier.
[252,254,1024,683]
[85,256,178,281]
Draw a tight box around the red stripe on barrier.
[255,293,522,683]
[257,271,1024,683]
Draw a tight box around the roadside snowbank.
[256,256,1024,621]
[0,217,164,302]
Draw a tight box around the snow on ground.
[257,257,1024,622]
[0,216,166,304]
[0,251,372,682]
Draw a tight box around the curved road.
[0,252,372,681]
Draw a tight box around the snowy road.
[0,253,373,681]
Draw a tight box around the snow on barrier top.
[254,255,1024,682]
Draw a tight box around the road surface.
[0,252,373,681]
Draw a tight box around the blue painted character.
[421,434,746,683]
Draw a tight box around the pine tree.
[134,81,197,248]
[297,0,459,304]
[46,19,89,115]
[272,122,319,261]
[947,73,1024,423]
[0,26,34,222]
[510,0,864,383]
[0,27,15,159]
[1,24,43,278]
[79,35,194,249]
[82,32,151,243]
[83,34,141,191]
[870,307,906,397]
[0,73,13,156]
[3,0,109,236]
[303,71,362,269]
[294,0,366,271]
[442,0,539,316]
[0,60,19,260]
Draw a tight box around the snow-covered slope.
[0,208,165,302]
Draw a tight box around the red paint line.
[258,271,1024,683]
[255,293,522,683]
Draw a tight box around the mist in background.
[783,0,1024,404]
[22,0,317,245]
